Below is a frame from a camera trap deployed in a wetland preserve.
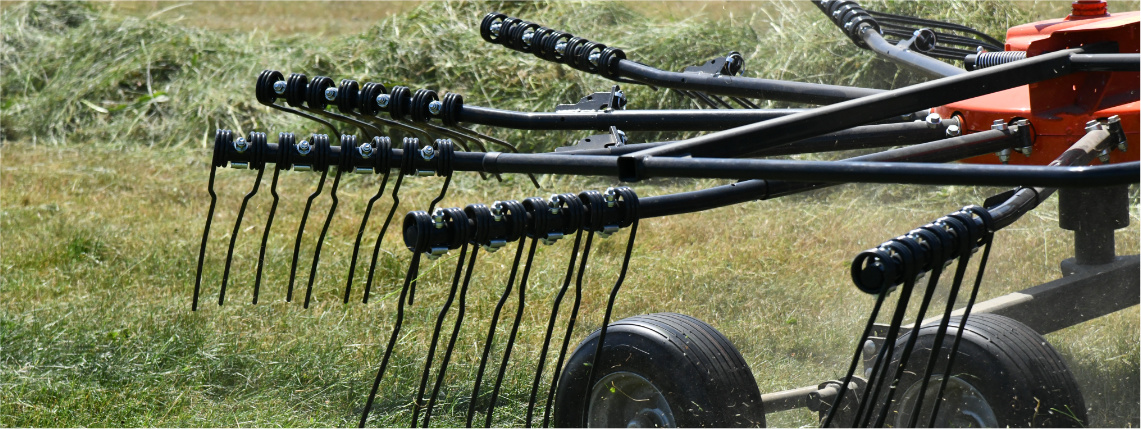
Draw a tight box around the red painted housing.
[933,2,1139,165]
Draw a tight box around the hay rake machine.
[193,1,1138,427]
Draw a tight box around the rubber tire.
[553,313,765,427]
[882,313,1086,428]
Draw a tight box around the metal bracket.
[555,126,628,152]
[555,85,627,112]
[682,52,744,76]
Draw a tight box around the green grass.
[2,1,1139,427]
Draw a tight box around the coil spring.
[389,86,413,120]
[410,89,439,123]
[358,82,387,116]
[337,79,360,113]
[480,12,509,43]
[256,70,285,105]
[306,76,335,111]
[285,73,309,108]
[440,92,464,127]
[974,51,1026,69]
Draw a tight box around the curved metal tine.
[929,236,994,427]
[691,91,724,109]
[411,244,470,426]
[485,238,540,427]
[359,252,423,428]
[542,231,595,428]
[263,103,343,143]
[704,93,736,109]
[730,96,760,109]
[526,230,584,427]
[873,262,947,428]
[820,292,888,428]
[303,166,344,309]
[350,113,438,148]
[583,220,640,413]
[466,239,528,427]
[406,172,454,308]
[298,104,380,142]
[448,124,540,188]
[345,169,391,303]
[363,173,406,304]
[219,166,265,306]
[855,275,919,427]
[193,165,219,311]
[253,165,284,304]
[287,169,329,302]
[675,89,710,109]
[423,246,480,427]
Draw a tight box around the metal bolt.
[604,188,618,207]
[1099,149,1111,163]
[1084,119,1102,133]
[555,41,567,55]
[296,140,312,156]
[844,21,854,31]
[924,112,942,129]
[547,194,561,214]
[597,224,619,239]
[991,119,1007,131]
[976,46,986,54]
[426,247,449,260]
[483,239,507,253]
[862,339,876,359]
[1020,146,1033,156]
[588,51,601,66]
[233,136,249,153]
[491,202,506,222]
[324,87,338,101]
[997,148,1011,164]
[376,94,390,109]
[522,29,535,46]
[490,21,502,37]
[358,142,374,158]
[428,100,443,115]
[945,124,961,137]
[432,209,446,229]
[614,90,627,109]
[833,9,842,18]
[273,80,287,95]
[230,162,249,169]
[420,145,436,161]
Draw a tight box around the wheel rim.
[894,375,999,428]
[587,371,676,428]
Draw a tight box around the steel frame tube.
[614,60,884,105]
[457,106,808,131]
[857,23,968,78]
[1069,53,1141,72]
[619,47,1082,165]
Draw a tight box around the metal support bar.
[619,47,1080,163]
[615,60,883,105]
[858,23,968,78]
[457,106,806,131]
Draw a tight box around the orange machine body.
[933,3,1139,165]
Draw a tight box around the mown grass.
[2,1,1138,428]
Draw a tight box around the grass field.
[2,1,1139,427]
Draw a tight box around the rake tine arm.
[422,245,480,427]
[411,241,469,426]
[286,135,332,302]
[344,136,393,304]
[218,159,264,306]
[193,130,231,311]
[253,132,294,304]
[303,134,356,309]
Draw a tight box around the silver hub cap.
[895,375,999,427]
[587,371,676,428]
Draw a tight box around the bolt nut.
[616,130,628,145]
[1084,119,1103,133]
[490,21,502,37]
[358,143,374,158]
[945,124,961,137]
[924,112,942,129]
[420,145,436,161]
[432,209,446,229]
[428,100,443,115]
[273,80,287,95]
[862,340,876,358]
[233,137,249,153]
[547,194,561,214]
[376,94,391,109]
[296,140,312,156]
[1020,146,1033,156]
[604,188,618,207]
[324,87,338,101]
[588,51,601,66]
[555,41,567,55]
[991,119,1007,131]
[522,29,535,46]
[1099,149,1111,163]
[997,148,1011,164]
[491,202,506,222]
